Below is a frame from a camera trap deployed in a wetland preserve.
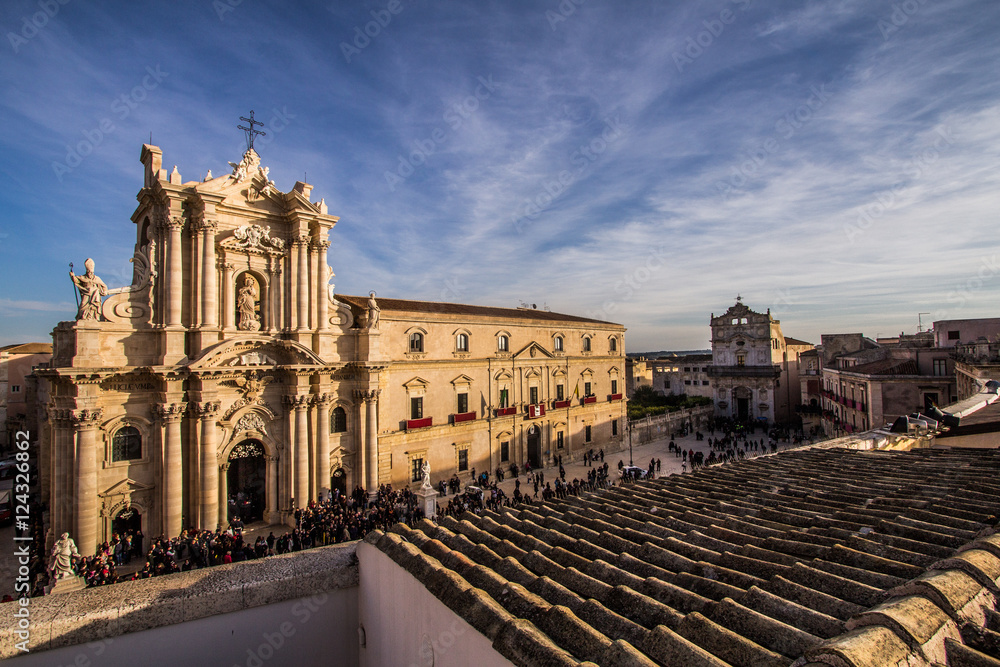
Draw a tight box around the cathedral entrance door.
[527,425,542,469]
[113,506,141,538]
[331,468,347,498]
[734,387,752,421]
[227,440,266,522]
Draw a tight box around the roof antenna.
[149,131,152,144]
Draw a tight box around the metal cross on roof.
[238,110,267,152]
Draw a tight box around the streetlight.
[628,421,633,466]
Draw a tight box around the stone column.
[315,395,331,500]
[317,242,330,331]
[201,221,218,328]
[52,412,71,539]
[190,224,202,328]
[354,392,367,493]
[266,456,277,522]
[364,390,380,493]
[288,243,298,330]
[222,262,235,330]
[293,397,309,506]
[165,217,184,327]
[157,404,186,538]
[198,402,220,529]
[218,462,229,527]
[73,409,102,555]
[296,236,309,331]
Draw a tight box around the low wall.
[629,405,713,445]
[3,543,360,665]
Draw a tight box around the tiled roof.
[0,342,52,354]
[783,337,813,347]
[847,358,921,376]
[367,447,1000,666]
[335,295,621,326]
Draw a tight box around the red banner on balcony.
[552,399,571,409]
[609,393,623,401]
[405,417,432,430]
[451,411,476,424]
[527,403,545,418]
[494,407,516,417]
[582,396,597,405]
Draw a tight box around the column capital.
[311,240,330,252]
[164,216,185,232]
[191,401,221,418]
[155,402,188,422]
[283,394,309,409]
[354,389,381,403]
[293,234,310,247]
[71,408,103,427]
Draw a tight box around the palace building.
[34,140,625,554]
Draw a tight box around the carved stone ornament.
[232,224,285,251]
[70,258,108,321]
[234,412,267,436]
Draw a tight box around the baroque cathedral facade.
[35,141,625,553]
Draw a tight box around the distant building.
[818,330,955,434]
[0,342,51,452]
[933,317,1000,348]
[649,353,713,398]
[706,298,811,424]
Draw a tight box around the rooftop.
[335,295,621,327]
[368,446,1000,666]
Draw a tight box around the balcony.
[450,411,476,424]
[405,417,433,430]
[582,395,597,405]
[526,403,546,418]
[706,365,781,379]
[552,399,571,409]
[608,393,623,401]
[494,406,516,417]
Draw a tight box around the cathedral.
[34,137,625,554]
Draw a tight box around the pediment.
[100,478,154,498]
[187,337,325,370]
[513,342,553,359]
[451,374,474,387]
[403,376,430,389]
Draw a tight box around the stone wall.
[628,405,713,446]
[2,542,359,663]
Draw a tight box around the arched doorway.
[228,439,266,522]
[733,387,752,421]
[331,468,347,498]
[112,506,141,538]
[526,425,542,469]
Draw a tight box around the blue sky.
[1,0,998,351]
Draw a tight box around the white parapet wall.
[357,540,513,667]
[2,542,360,665]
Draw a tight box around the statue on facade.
[366,291,380,331]
[69,258,108,321]
[49,532,79,580]
[421,460,432,490]
[237,274,260,331]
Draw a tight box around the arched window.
[112,426,142,462]
[331,407,347,433]
[554,336,564,352]
[498,334,509,352]
[409,332,424,353]
[456,333,469,352]
[582,337,591,352]
[609,337,617,352]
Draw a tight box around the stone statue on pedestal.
[49,532,79,580]
[421,460,432,490]
[69,258,108,321]
[366,291,380,331]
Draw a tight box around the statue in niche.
[69,258,108,321]
[237,274,260,331]
[366,291,380,330]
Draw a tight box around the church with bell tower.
[34,119,627,555]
